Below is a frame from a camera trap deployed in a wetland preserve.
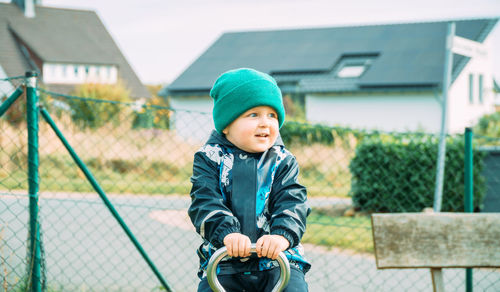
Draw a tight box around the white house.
[160,18,499,136]
[0,0,150,98]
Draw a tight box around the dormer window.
[337,65,367,78]
[334,54,378,79]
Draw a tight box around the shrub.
[68,81,131,129]
[282,94,305,121]
[107,159,136,174]
[85,157,104,170]
[1,92,26,126]
[131,96,171,130]
[349,135,486,212]
[474,111,500,139]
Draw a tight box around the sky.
[10,0,500,84]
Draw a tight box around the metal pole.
[39,107,173,292]
[464,127,473,292]
[26,71,42,292]
[0,86,23,117]
[433,22,455,212]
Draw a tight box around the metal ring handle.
[206,243,291,292]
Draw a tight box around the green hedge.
[349,136,486,212]
[280,122,334,146]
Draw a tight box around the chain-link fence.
[1,75,499,291]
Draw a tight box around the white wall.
[0,65,15,96]
[169,96,213,141]
[305,92,442,133]
[447,35,496,133]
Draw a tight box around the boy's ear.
[222,128,228,135]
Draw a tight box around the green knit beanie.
[210,68,285,133]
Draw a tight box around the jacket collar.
[206,130,285,150]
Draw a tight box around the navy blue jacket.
[188,131,311,278]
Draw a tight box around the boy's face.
[223,106,280,153]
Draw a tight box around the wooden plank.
[371,213,500,268]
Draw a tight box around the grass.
[1,163,191,196]
[1,117,355,198]
[302,209,374,254]
[1,149,350,198]
[290,143,354,198]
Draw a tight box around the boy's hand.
[223,233,251,258]
[255,235,290,260]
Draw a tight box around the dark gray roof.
[163,18,498,96]
[0,3,150,98]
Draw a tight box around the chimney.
[12,0,39,18]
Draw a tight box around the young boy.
[188,68,310,292]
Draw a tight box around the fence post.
[464,127,473,292]
[434,21,455,212]
[26,71,42,292]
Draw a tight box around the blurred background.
[1,0,500,291]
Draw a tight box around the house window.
[478,74,483,104]
[334,54,378,79]
[469,74,474,104]
[42,63,118,84]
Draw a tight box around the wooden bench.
[371,212,500,292]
